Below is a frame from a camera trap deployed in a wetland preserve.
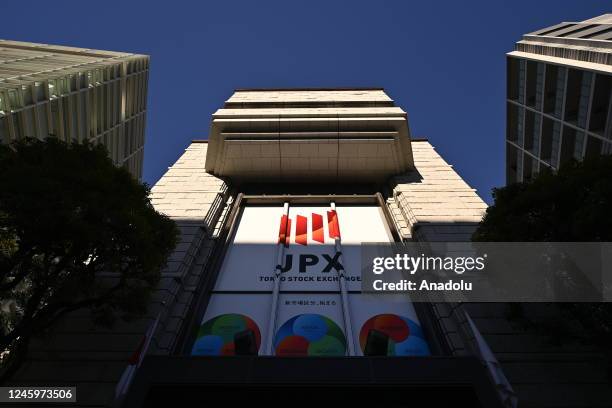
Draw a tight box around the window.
[560,126,577,165]
[564,69,592,127]
[49,99,59,137]
[37,105,48,139]
[589,74,611,135]
[22,86,33,106]
[507,58,520,101]
[525,61,539,108]
[524,110,540,155]
[23,109,35,138]
[12,113,23,140]
[507,103,523,145]
[573,131,585,160]
[523,153,538,182]
[518,60,526,104]
[0,116,7,143]
[78,94,87,140]
[541,119,562,167]
[34,82,45,101]
[506,142,521,184]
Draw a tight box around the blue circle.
[192,335,223,355]
[403,317,426,339]
[292,314,327,342]
[394,336,430,356]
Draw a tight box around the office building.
[12,88,511,406]
[15,88,612,407]
[0,40,149,179]
[506,14,612,183]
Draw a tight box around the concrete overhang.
[205,89,415,183]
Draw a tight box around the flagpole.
[330,202,356,356]
[114,312,161,403]
[264,202,290,355]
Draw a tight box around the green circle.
[323,316,345,343]
[307,334,346,356]
[211,314,247,343]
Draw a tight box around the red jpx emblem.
[278,211,340,246]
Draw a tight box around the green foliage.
[474,156,612,242]
[473,156,612,349]
[0,138,178,379]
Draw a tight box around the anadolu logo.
[277,210,341,246]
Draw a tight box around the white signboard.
[213,205,393,292]
[192,204,430,357]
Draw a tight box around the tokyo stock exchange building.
[13,88,515,407]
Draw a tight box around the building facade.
[0,40,149,179]
[11,88,518,407]
[506,14,612,184]
[10,87,612,407]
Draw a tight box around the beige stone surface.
[206,89,414,182]
[391,140,487,240]
[151,142,227,224]
[226,89,392,104]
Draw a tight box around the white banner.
[193,204,429,357]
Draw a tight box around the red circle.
[372,314,409,342]
[275,335,309,356]
[221,341,235,356]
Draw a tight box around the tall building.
[11,88,512,407]
[12,87,612,407]
[506,14,612,184]
[0,40,149,179]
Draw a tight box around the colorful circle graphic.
[191,313,261,356]
[359,314,430,356]
[274,314,346,356]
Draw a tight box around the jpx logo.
[276,253,344,274]
[275,210,344,274]
[277,210,341,246]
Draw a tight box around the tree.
[473,156,612,348]
[473,156,612,242]
[0,138,178,381]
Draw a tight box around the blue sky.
[3,1,610,202]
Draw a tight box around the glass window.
[506,143,522,184]
[22,86,33,106]
[573,131,585,160]
[523,153,537,182]
[508,58,520,96]
[37,105,48,139]
[34,82,45,101]
[560,126,577,165]
[12,113,23,140]
[565,69,592,127]
[541,117,554,164]
[507,103,521,144]
[79,94,87,140]
[589,74,611,135]
[518,60,526,104]
[62,98,71,141]
[577,72,593,128]
[0,116,7,143]
[554,67,566,118]
[525,61,538,108]
[49,99,58,137]
[70,96,78,141]
[23,108,35,138]
[524,111,541,155]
